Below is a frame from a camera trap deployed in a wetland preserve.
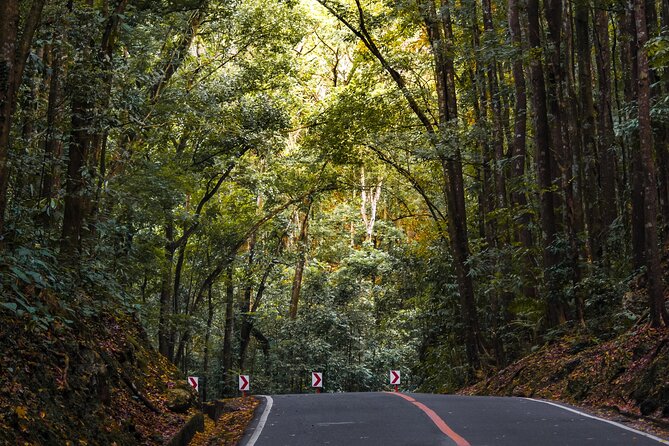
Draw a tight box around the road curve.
[241,392,669,446]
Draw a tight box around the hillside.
[462,325,669,430]
[0,288,198,445]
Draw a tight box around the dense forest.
[1,0,669,406]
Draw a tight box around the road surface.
[241,392,669,446]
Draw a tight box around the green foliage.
[1,0,658,408]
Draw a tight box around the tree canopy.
[1,0,669,397]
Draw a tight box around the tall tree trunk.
[38,36,65,228]
[528,0,566,326]
[202,283,214,401]
[240,261,272,372]
[619,0,646,270]
[481,0,507,215]
[60,61,94,258]
[575,0,600,261]
[60,0,127,258]
[659,3,669,233]
[635,0,669,327]
[239,236,256,372]
[595,9,618,247]
[360,168,383,243]
[158,220,175,359]
[0,0,45,241]
[222,264,235,394]
[289,198,312,319]
[427,0,482,372]
[170,242,186,359]
[564,1,586,325]
[508,0,536,301]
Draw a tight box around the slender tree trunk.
[575,0,599,261]
[170,242,186,359]
[239,236,256,371]
[61,1,127,258]
[222,264,235,394]
[289,198,312,320]
[595,9,618,245]
[508,0,536,301]
[202,283,214,401]
[635,0,669,327]
[528,0,565,326]
[360,168,383,243]
[659,4,669,233]
[38,37,65,228]
[60,64,93,258]
[481,0,507,215]
[158,220,175,359]
[0,0,45,240]
[619,0,646,270]
[240,261,272,372]
[429,0,482,372]
[564,2,586,325]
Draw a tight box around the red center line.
[387,392,471,446]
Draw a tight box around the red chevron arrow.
[391,370,400,385]
[189,377,197,389]
[312,372,322,387]
[239,375,249,391]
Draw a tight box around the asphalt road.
[241,392,669,446]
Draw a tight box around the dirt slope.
[462,326,669,422]
[0,288,197,445]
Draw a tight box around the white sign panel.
[188,376,199,392]
[390,370,401,385]
[312,372,323,388]
[239,374,250,391]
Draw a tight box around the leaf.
[10,266,31,283]
[0,302,17,312]
[15,406,28,419]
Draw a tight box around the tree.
[0,0,45,239]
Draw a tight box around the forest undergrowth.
[461,301,669,442]
[0,283,198,445]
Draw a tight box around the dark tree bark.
[158,219,175,359]
[619,0,646,270]
[594,9,618,245]
[659,3,669,232]
[60,0,128,258]
[60,59,94,257]
[564,1,586,325]
[202,283,214,401]
[222,264,235,393]
[481,0,507,215]
[575,0,600,261]
[508,0,536,301]
[635,0,669,327]
[38,35,66,228]
[0,0,46,241]
[424,0,482,372]
[240,260,273,372]
[150,4,207,102]
[239,236,256,371]
[289,197,312,319]
[528,0,566,326]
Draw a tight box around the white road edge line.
[244,395,273,446]
[525,398,669,445]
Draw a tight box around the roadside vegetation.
[1,0,669,443]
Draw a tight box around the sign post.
[239,375,250,397]
[390,370,400,392]
[187,376,199,392]
[312,372,323,393]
